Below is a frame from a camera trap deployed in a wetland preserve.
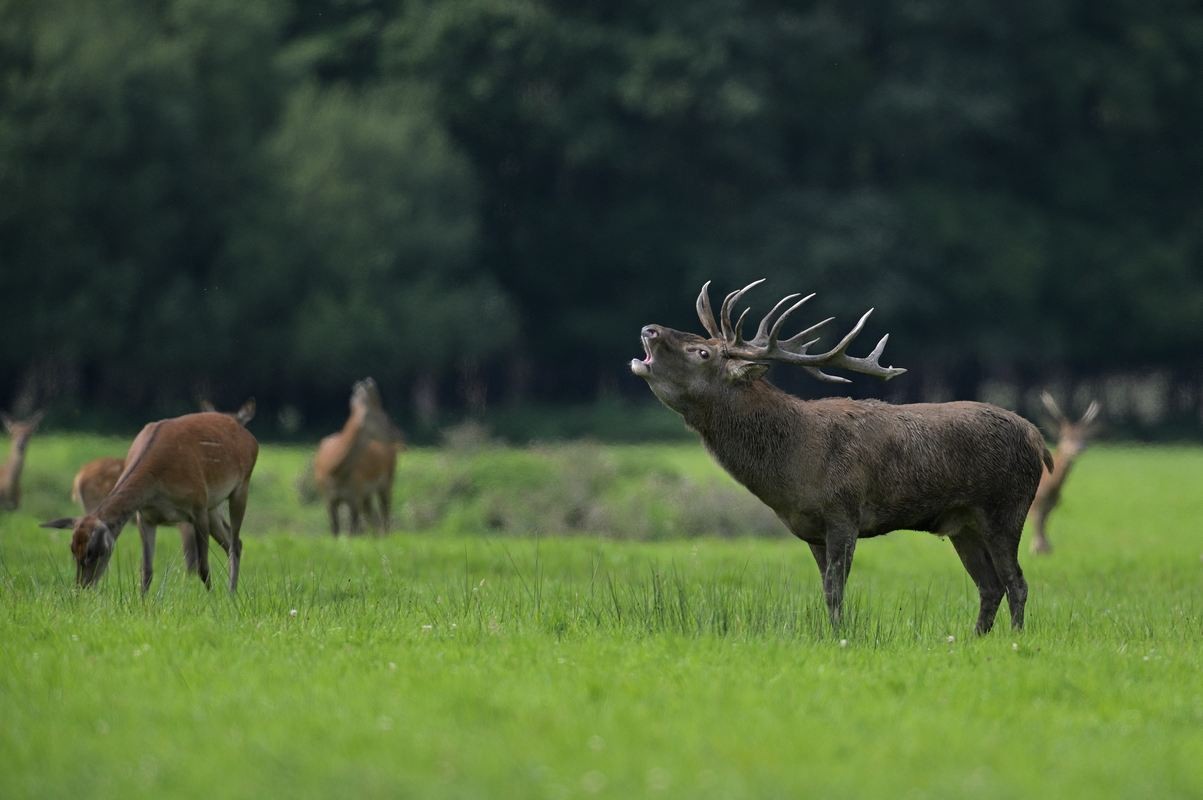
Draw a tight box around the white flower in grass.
[581,771,606,794]
[839,639,848,648]
[946,635,955,644]
[289,609,298,617]
[1012,642,1020,651]
[421,624,433,632]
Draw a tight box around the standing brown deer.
[0,410,44,511]
[314,378,403,535]
[1027,391,1101,555]
[71,399,257,513]
[631,280,1051,634]
[42,412,258,592]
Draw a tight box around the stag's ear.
[725,360,768,384]
[1,413,13,433]
[198,399,217,413]
[235,398,256,426]
[41,517,78,530]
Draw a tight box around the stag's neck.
[1043,449,1077,492]
[685,381,806,495]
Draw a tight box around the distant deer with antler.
[314,378,403,536]
[631,280,1051,634]
[0,410,44,512]
[1027,391,1101,555]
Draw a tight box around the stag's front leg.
[806,541,827,579]
[822,520,858,629]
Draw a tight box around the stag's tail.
[69,473,83,506]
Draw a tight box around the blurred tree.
[2,0,1202,431]
[216,82,515,420]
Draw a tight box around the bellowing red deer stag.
[314,378,403,536]
[0,410,44,511]
[43,412,258,592]
[1027,391,1100,555]
[631,280,1051,634]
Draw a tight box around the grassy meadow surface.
[2,435,1202,798]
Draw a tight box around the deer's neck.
[686,381,804,497]
[1044,449,1077,492]
[92,474,153,534]
[330,413,373,478]
[0,439,26,505]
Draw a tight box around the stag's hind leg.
[949,531,1005,635]
[984,514,1028,631]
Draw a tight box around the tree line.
[3,0,1202,435]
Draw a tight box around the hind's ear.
[236,398,256,425]
[41,517,78,530]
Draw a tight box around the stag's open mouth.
[630,335,654,377]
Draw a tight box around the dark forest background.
[3,0,1203,439]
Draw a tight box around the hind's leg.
[377,488,392,534]
[226,479,249,593]
[327,500,341,536]
[136,514,156,594]
[950,531,1005,635]
[192,509,213,590]
[208,510,231,555]
[984,516,1029,631]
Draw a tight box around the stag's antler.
[696,280,906,384]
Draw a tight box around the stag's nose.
[642,325,661,339]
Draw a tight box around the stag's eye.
[698,350,710,359]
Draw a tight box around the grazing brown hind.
[631,280,1051,634]
[43,413,258,592]
[0,410,44,511]
[314,378,403,535]
[71,399,256,513]
[1027,391,1101,555]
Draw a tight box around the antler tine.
[751,293,802,344]
[724,296,906,381]
[766,294,818,345]
[814,308,874,360]
[779,315,833,348]
[830,333,906,380]
[805,367,852,384]
[1039,391,1068,424]
[1080,400,1101,426]
[733,307,752,344]
[696,281,721,339]
[719,279,766,342]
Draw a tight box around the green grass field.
[2,436,1202,798]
